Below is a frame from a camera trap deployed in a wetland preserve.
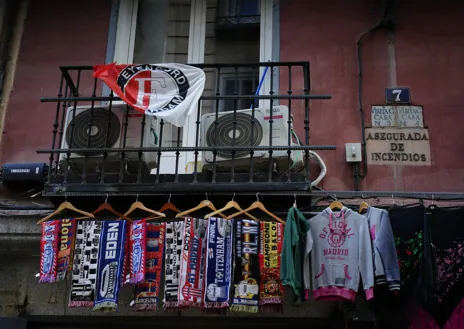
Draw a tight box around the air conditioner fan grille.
[205,112,263,159]
[65,108,121,156]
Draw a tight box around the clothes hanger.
[37,195,95,225]
[123,194,166,219]
[175,193,227,219]
[293,193,297,208]
[158,194,181,214]
[90,194,132,221]
[329,194,344,211]
[225,193,285,225]
[207,194,259,221]
[358,195,369,214]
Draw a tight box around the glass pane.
[202,0,260,117]
[133,0,191,148]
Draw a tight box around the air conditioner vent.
[205,112,263,159]
[65,108,121,156]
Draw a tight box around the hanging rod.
[309,190,464,201]
[41,190,464,200]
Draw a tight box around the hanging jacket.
[280,206,310,300]
[365,206,401,291]
[303,206,374,302]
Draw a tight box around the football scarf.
[56,218,76,281]
[203,217,234,309]
[163,221,185,309]
[133,222,166,311]
[94,220,127,311]
[92,63,206,127]
[39,220,60,283]
[178,217,207,308]
[129,219,147,284]
[230,219,261,313]
[259,222,284,312]
[69,221,102,307]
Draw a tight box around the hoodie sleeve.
[359,218,375,300]
[280,209,298,293]
[376,210,401,291]
[303,227,313,300]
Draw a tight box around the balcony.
[37,61,335,197]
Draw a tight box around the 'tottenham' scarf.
[178,217,207,308]
[203,217,234,309]
[39,220,60,283]
[230,219,260,313]
[129,219,147,284]
[259,221,284,312]
[94,220,127,311]
[69,220,102,307]
[56,218,76,281]
[133,222,166,311]
[163,221,184,309]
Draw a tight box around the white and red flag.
[93,63,206,127]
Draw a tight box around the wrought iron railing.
[37,61,335,196]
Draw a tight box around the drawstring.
[328,210,346,234]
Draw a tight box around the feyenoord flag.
[93,63,206,127]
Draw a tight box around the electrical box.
[345,143,362,163]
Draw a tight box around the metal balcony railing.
[37,61,335,196]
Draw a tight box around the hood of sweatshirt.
[322,206,353,235]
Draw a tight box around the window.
[220,71,259,112]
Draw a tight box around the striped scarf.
[39,220,60,283]
[178,217,207,308]
[163,221,184,309]
[94,220,127,311]
[133,222,166,311]
[203,217,234,310]
[259,221,284,312]
[69,221,102,307]
[230,219,261,313]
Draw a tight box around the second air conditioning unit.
[59,104,159,175]
[200,105,304,172]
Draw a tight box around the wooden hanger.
[225,194,285,225]
[37,196,95,225]
[123,194,166,219]
[206,194,259,221]
[358,200,369,214]
[329,195,344,211]
[175,193,227,219]
[91,194,132,221]
[158,194,181,214]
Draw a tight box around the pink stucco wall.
[0,0,111,163]
[280,0,464,192]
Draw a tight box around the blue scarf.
[94,220,127,311]
[203,217,234,309]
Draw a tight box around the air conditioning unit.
[59,104,159,175]
[200,105,304,172]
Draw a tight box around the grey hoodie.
[364,206,400,291]
[303,207,375,302]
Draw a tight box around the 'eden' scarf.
[129,219,147,284]
[178,217,207,308]
[56,218,76,281]
[133,222,165,311]
[94,220,127,311]
[259,221,284,312]
[39,220,60,283]
[203,217,234,309]
[230,219,261,313]
[69,220,102,307]
[163,221,184,309]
